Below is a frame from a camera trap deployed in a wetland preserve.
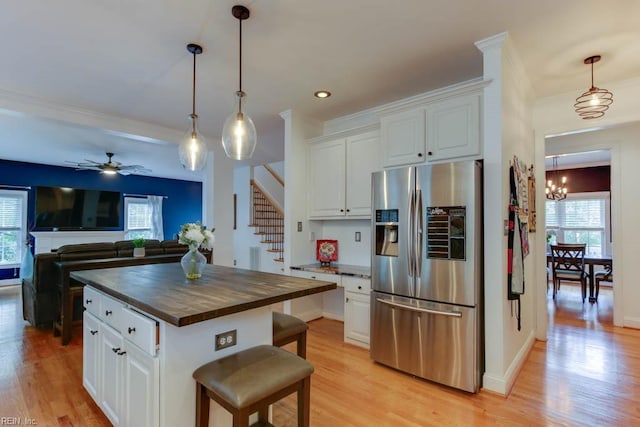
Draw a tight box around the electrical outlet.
[297,221,303,232]
[215,329,237,351]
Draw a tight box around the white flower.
[178,222,215,249]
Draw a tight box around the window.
[545,191,610,257]
[124,197,153,239]
[0,190,28,266]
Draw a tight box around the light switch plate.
[355,231,361,242]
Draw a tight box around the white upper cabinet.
[380,109,426,167]
[426,92,481,161]
[380,89,482,167]
[308,129,379,219]
[346,131,380,216]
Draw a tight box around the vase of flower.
[181,244,207,279]
[178,222,215,280]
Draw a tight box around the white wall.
[280,110,323,270]
[314,220,371,266]
[476,33,537,395]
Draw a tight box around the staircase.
[250,179,284,262]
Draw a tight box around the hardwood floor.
[1,283,638,426]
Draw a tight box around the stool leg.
[195,383,209,427]
[234,408,250,427]
[298,376,311,427]
[297,331,307,359]
[258,406,269,423]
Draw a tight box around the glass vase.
[181,245,206,279]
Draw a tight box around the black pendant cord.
[590,61,595,90]
[238,16,243,115]
[192,50,197,117]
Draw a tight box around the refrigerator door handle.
[407,190,415,280]
[415,189,423,277]
[376,298,463,318]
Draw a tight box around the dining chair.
[594,265,613,302]
[550,243,588,302]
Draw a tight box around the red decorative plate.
[316,239,338,264]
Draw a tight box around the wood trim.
[250,179,284,217]
[262,164,285,187]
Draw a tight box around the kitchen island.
[71,263,336,427]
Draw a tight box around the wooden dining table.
[547,253,612,302]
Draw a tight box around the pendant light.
[178,43,208,171]
[545,156,568,201]
[222,5,257,160]
[574,55,613,120]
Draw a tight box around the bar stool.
[272,312,308,358]
[193,345,314,427]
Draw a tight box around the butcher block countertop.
[71,263,337,327]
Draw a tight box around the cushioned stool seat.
[193,345,314,427]
[272,312,308,358]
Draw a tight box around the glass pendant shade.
[223,5,256,161]
[179,114,207,171]
[222,93,256,160]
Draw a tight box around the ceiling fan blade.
[75,166,102,171]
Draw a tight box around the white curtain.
[148,195,164,241]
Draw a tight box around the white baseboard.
[623,316,640,329]
[482,329,536,395]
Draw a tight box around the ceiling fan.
[66,152,151,176]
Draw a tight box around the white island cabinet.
[74,263,336,427]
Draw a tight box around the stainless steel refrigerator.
[370,160,483,393]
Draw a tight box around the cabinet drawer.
[342,276,370,294]
[121,307,158,356]
[100,294,125,332]
[291,270,341,286]
[84,286,102,317]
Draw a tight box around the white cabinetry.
[283,270,330,322]
[426,92,480,161]
[380,109,426,167]
[83,287,159,427]
[380,91,482,167]
[287,270,371,348]
[343,276,371,348]
[308,129,379,219]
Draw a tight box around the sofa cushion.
[143,239,164,255]
[162,239,188,255]
[57,243,117,261]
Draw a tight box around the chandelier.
[574,55,613,120]
[545,156,568,201]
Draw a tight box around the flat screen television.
[34,186,122,230]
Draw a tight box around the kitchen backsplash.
[318,220,371,266]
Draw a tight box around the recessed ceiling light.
[314,90,331,99]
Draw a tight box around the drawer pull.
[112,347,121,353]
[127,327,136,334]
[90,330,98,336]
[358,286,362,290]
[117,350,127,356]
[85,299,92,304]
[105,310,112,316]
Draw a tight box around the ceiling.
[1,0,639,181]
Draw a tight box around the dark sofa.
[21,239,194,328]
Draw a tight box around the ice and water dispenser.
[375,209,399,257]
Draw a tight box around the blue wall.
[0,159,203,279]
